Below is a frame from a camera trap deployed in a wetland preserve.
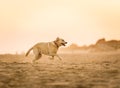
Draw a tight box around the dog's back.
[34,42,58,55]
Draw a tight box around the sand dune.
[0,52,119,88]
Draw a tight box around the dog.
[25,37,67,63]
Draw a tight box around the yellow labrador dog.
[25,37,67,63]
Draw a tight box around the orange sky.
[0,0,120,53]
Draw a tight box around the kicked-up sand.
[0,51,119,88]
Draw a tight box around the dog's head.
[54,37,67,47]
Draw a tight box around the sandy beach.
[0,52,119,88]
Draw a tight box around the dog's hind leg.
[33,54,42,63]
[32,48,42,63]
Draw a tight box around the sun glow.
[0,0,120,53]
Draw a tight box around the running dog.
[25,37,67,63]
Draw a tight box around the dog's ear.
[56,37,60,41]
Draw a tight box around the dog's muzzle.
[62,42,67,46]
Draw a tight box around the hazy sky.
[0,0,120,53]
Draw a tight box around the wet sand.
[0,52,120,88]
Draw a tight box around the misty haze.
[0,38,120,88]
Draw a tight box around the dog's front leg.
[49,54,62,60]
[56,55,62,60]
[50,56,54,60]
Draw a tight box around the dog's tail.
[25,47,33,56]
